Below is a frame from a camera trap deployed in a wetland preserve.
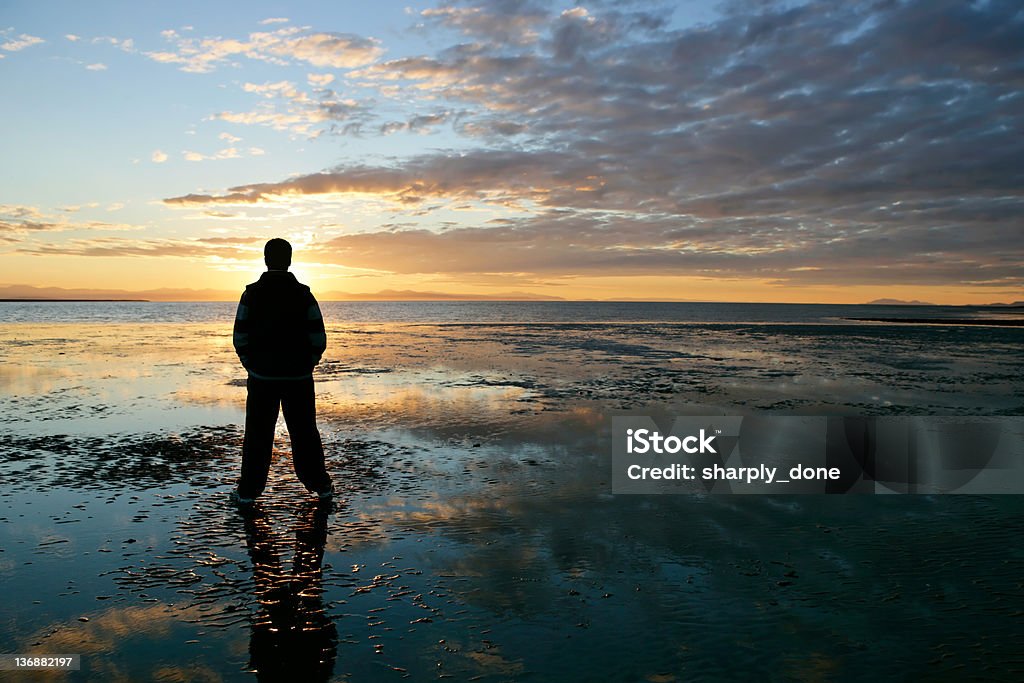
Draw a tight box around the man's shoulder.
[244,274,314,299]
[290,278,315,297]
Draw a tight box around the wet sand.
[1,320,1022,680]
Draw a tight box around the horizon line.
[3,298,1020,307]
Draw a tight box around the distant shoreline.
[846,317,1024,327]
[0,298,150,303]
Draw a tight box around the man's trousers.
[238,376,332,499]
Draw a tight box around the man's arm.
[306,294,327,367]
[233,291,252,369]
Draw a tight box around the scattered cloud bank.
[0,205,141,235]
[145,25,382,73]
[11,1,1024,295]
[1,31,44,52]
[14,235,261,259]
[209,77,369,136]
[161,0,1024,287]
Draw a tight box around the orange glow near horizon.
[0,253,1018,305]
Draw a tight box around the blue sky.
[4,2,439,204]
[1,0,1021,302]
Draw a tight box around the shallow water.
[0,312,1022,681]
[2,299,1022,325]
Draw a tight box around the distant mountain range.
[863,298,1024,307]
[864,298,935,305]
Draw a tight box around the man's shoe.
[230,489,256,506]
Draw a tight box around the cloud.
[214,109,324,134]
[0,205,53,232]
[243,79,303,98]
[296,210,1018,287]
[419,2,549,46]
[180,145,266,162]
[1,32,44,52]
[214,79,368,135]
[182,147,243,162]
[85,62,107,71]
[151,149,168,163]
[260,17,290,25]
[92,36,135,52]
[218,132,242,143]
[65,34,81,42]
[59,203,98,213]
[379,111,453,135]
[160,0,1024,289]
[144,25,382,74]
[0,204,142,235]
[274,31,379,67]
[307,72,335,87]
[15,235,260,259]
[163,149,574,206]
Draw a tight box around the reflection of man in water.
[244,501,338,680]
[231,238,333,505]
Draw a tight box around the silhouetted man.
[231,238,333,505]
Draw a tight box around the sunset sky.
[1,0,1021,303]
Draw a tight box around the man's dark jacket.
[232,271,327,379]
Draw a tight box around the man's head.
[264,238,292,271]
